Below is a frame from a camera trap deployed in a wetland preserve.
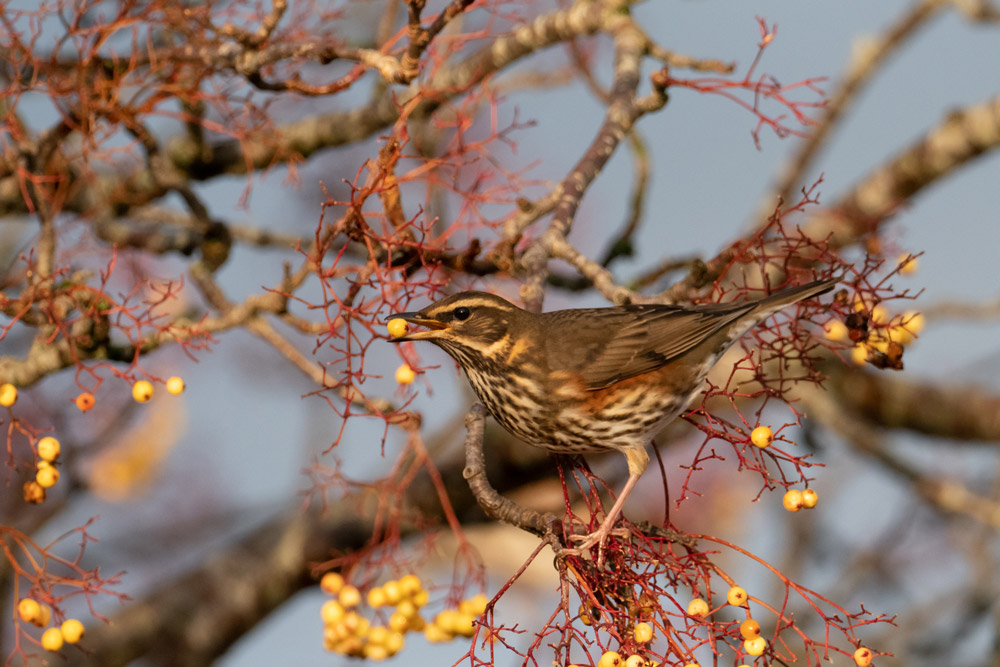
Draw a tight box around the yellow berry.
[368,587,387,608]
[411,588,429,607]
[633,621,653,643]
[75,393,95,412]
[460,593,488,616]
[424,622,452,642]
[470,593,489,615]
[453,611,477,637]
[389,611,409,633]
[363,644,389,661]
[35,603,52,627]
[434,609,457,632]
[385,631,405,654]
[17,598,40,623]
[396,599,418,619]
[166,376,185,395]
[368,625,389,646]
[41,627,64,651]
[870,304,889,325]
[888,321,914,345]
[578,603,592,626]
[801,488,819,508]
[438,609,469,635]
[338,611,359,634]
[897,254,918,275]
[36,465,60,489]
[37,436,61,462]
[320,634,339,653]
[61,618,85,644]
[744,635,767,656]
[344,611,368,636]
[0,383,17,407]
[682,664,699,667]
[739,618,761,640]
[597,650,623,667]
[854,647,873,666]
[850,344,869,366]
[382,580,403,605]
[320,572,344,595]
[328,635,362,655]
[824,320,849,341]
[686,598,710,618]
[395,364,416,385]
[339,585,361,608]
[625,655,648,667]
[387,318,410,338]
[399,574,422,596]
[324,622,348,643]
[132,380,153,403]
[727,586,748,606]
[867,332,889,354]
[750,426,773,449]
[783,489,804,512]
[321,600,345,625]
[902,311,925,335]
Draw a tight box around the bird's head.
[387,291,526,360]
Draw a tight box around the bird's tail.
[753,277,839,316]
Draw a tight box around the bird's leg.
[568,471,641,565]
[567,445,648,567]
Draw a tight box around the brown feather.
[540,278,836,390]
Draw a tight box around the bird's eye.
[453,306,471,321]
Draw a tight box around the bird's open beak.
[386,312,449,341]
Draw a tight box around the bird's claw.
[564,526,631,567]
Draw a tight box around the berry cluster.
[423,594,487,643]
[387,319,418,385]
[571,620,662,667]
[132,376,186,403]
[678,586,874,666]
[684,587,770,661]
[825,294,924,371]
[23,437,62,503]
[4,375,186,415]
[782,487,819,512]
[17,599,85,651]
[12,376,187,505]
[319,572,486,659]
[748,426,820,512]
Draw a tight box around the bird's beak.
[386,312,449,341]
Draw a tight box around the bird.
[388,278,837,557]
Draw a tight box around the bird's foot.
[565,525,630,567]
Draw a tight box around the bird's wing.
[542,303,755,390]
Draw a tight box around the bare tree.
[2,1,999,666]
